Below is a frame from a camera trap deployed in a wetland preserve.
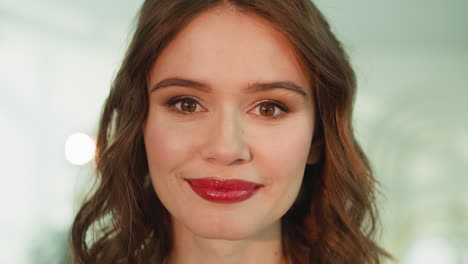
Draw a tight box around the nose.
[201,109,251,166]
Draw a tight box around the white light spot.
[403,236,458,264]
[64,133,96,165]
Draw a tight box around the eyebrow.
[150,77,308,99]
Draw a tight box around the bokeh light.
[403,236,459,264]
[64,132,96,165]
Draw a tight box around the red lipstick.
[185,178,263,203]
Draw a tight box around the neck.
[166,219,288,264]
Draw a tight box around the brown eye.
[253,100,289,120]
[179,98,198,112]
[165,96,204,115]
[259,102,277,117]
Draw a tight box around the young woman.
[70,0,393,263]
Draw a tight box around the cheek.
[256,120,313,176]
[144,114,196,172]
[143,113,198,213]
[144,125,175,171]
[253,118,314,210]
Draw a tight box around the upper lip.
[185,177,263,190]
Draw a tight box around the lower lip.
[186,180,262,203]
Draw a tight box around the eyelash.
[164,96,290,120]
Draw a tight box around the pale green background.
[0,0,466,263]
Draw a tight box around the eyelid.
[164,96,290,119]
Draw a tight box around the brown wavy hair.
[70,0,393,263]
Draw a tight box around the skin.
[144,5,320,264]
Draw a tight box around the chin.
[185,218,257,241]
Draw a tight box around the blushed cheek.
[145,122,183,173]
[145,125,168,171]
[260,124,312,173]
[144,118,184,206]
[144,112,203,180]
[256,121,313,202]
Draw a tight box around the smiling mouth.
[184,177,263,203]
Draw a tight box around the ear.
[307,138,323,165]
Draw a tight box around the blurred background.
[0,0,466,263]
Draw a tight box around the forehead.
[149,6,309,93]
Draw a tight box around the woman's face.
[144,7,316,240]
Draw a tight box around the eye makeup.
[164,96,291,120]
